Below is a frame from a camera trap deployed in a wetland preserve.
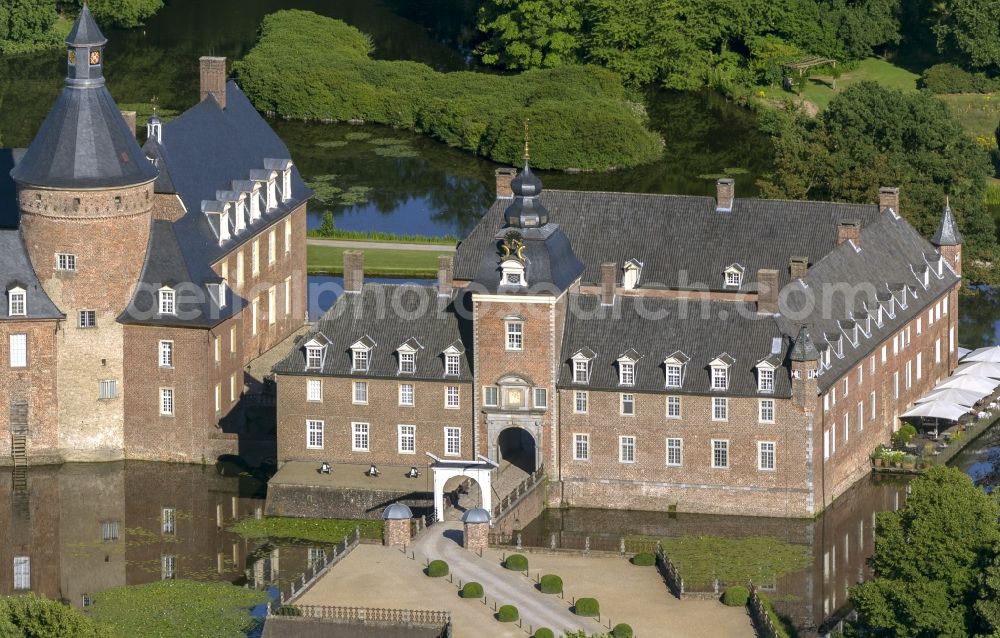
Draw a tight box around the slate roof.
[455,191,881,291]
[0,150,19,229]
[559,295,790,397]
[472,224,584,294]
[66,5,107,47]
[932,201,962,246]
[274,284,472,382]
[0,229,62,321]
[123,82,312,327]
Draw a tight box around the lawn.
[228,515,383,544]
[759,57,919,112]
[938,93,1000,144]
[307,244,449,278]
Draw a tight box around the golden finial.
[523,118,530,162]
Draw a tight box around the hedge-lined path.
[307,238,456,252]
[413,521,600,636]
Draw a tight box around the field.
[759,58,919,112]
[939,93,1000,144]
[307,244,450,278]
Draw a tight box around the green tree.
[476,0,582,70]
[0,594,117,638]
[0,0,59,54]
[847,467,1000,637]
[759,82,998,284]
[81,0,164,28]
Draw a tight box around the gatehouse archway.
[497,427,537,475]
[427,454,497,523]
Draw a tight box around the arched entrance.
[442,475,483,520]
[497,427,537,475]
[427,454,497,523]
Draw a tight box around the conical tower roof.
[931,198,962,247]
[790,326,819,362]
[9,7,157,190]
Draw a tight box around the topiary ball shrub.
[574,597,600,617]
[426,560,449,577]
[460,582,484,599]
[612,623,634,638]
[504,553,529,571]
[539,574,563,594]
[497,604,519,622]
[533,629,554,638]
[631,552,655,566]
[721,585,749,607]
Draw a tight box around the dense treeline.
[759,82,998,285]
[234,11,663,171]
[0,0,162,53]
[477,0,999,93]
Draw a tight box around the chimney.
[789,256,808,280]
[837,220,861,246]
[343,250,364,293]
[757,269,779,314]
[879,186,899,215]
[200,56,228,109]
[437,254,453,298]
[120,110,137,138]
[716,178,734,212]
[495,168,517,199]
[600,262,616,306]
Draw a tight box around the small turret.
[932,197,962,276]
[790,326,818,411]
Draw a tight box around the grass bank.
[307,244,446,278]
[229,515,383,544]
[307,228,458,245]
[758,58,918,112]
[233,10,663,171]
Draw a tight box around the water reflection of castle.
[520,475,909,637]
[0,462,278,606]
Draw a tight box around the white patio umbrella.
[900,401,968,421]
[961,346,1000,363]
[954,361,1000,379]
[915,387,984,407]
[936,375,1000,394]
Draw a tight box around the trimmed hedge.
[426,560,449,577]
[533,629,554,638]
[574,597,600,617]
[631,552,656,566]
[721,586,750,607]
[234,11,663,171]
[460,582,484,599]
[612,623,634,638]
[497,604,519,622]
[504,554,529,571]
[539,574,563,594]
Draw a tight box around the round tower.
[10,6,157,460]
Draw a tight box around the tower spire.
[932,196,962,247]
[523,119,530,163]
[65,4,108,87]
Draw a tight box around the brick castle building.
[274,157,961,518]
[0,7,308,465]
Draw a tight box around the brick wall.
[265,482,432,519]
[0,320,59,462]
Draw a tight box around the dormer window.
[158,287,175,315]
[840,320,858,347]
[876,304,884,327]
[710,354,734,391]
[208,282,226,309]
[282,167,292,201]
[445,353,460,376]
[302,333,331,371]
[399,352,414,373]
[618,353,637,386]
[235,195,247,233]
[571,348,595,384]
[663,351,689,389]
[623,260,643,290]
[351,336,375,372]
[8,287,25,317]
[757,366,774,393]
[724,264,744,288]
[267,178,277,210]
[828,334,843,358]
[250,184,261,221]
[500,260,526,287]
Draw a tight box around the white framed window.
[159,340,173,367]
[757,367,774,393]
[399,383,414,406]
[916,352,923,380]
[724,269,742,287]
[159,288,175,315]
[711,439,729,468]
[506,321,523,351]
[98,379,117,400]
[306,346,323,370]
[267,286,276,325]
[758,441,776,471]
[230,373,237,402]
[619,361,635,386]
[252,239,260,275]
[231,326,238,354]
[284,277,292,316]
[236,251,244,286]
[268,230,277,265]
[712,397,728,421]
[9,334,26,368]
[949,326,955,353]
[307,379,322,402]
[251,299,258,335]
[870,391,876,421]
[711,366,729,391]
[214,336,220,363]
[352,348,369,372]
[79,309,96,328]
[665,364,682,388]
[8,287,25,316]
[285,218,292,254]
[161,555,176,580]
[857,401,864,432]
[55,253,76,271]
[161,508,175,534]
[824,429,830,460]
[534,388,547,409]
[445,353,460,376]
[943,296,949,315]
[483,386,499,407]
[573,433,589,461]
[445,385,460,409]
[935,338,941,364]
[619,436,636,463]
[306,419,324,449]
[13,556,30,590]
[666,438,683,466]
[398,424,415,454]
[444,427,461,456]
[620,393,635,416]
[399,351,415,374]
[573,359,590,383]
[353,381,368,405]
[214,384,221,412]
[160,388,174,416]
[894,371,899,399]
[666,395,681,418]
[843,412,850,443]
[574,390,588,414]
[352,422,369,451]
[759,399,775,423]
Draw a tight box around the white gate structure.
[426,453,497,523]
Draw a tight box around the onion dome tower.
[10,5,158,460]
